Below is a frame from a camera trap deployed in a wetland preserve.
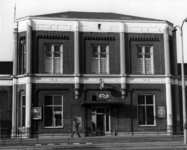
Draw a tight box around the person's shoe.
[71,135,73,138]
[78,136,81,137]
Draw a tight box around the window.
[98,24,101,30]
[44,96,63,127]
[21,95,25,127]
[20,42,26,74]
[136,46,154,74]
[138,95,155,126]
[44,44,63,74]
[92,45,109,74]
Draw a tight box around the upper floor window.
[44,95,63,128]
[20,42,26,74]
[44,44,63,74]
[92,45,109,74]
[136,46,154,74]
[138,95,155,126]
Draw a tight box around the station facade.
[0,11,181,137]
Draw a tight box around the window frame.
[20,95,26,127]
[91,44,109,74]
[43,95,63,128]
[20,40,26,74]
[44,44,63,74]
[137,94,156,126]
[136,45,154,74]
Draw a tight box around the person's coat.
[72,120,80,132]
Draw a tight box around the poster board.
[32,107,42,120]
[157,106,166,118]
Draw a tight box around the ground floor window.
[21,95,25,127]
[44,95,63,128]
[138,95,155,126]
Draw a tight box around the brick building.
[0,11,181,138]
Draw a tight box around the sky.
[0,0,187,62]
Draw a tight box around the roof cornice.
[16,16,173,26]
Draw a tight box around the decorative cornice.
[0,75,181,86]
[84,36,115,40]
[129,37,159,41]
[130,88,161,92]
[37,35,69,39]
[17,19,173,36]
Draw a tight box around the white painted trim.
[13,76,177,85]
[0,80,13,86]
[16,16,173,25]
[0,76,179,86]
[165,77,173,130]
[137,95,156,126]
[18,19,173,35]
[14,22,18,28]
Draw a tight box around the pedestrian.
[71,118,81,137]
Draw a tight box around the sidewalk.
[0,141,186,150]
[0,135,185,149]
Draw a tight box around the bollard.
[52,132,54,143]
[20,131,22,144]
[157,129,160,140]
[3,132,5,146]
[143,129,144,143]
[115,130,117,136]
[128,129,130,142]
[171,128,174,140]
[67,131,69,144]
[36,131,38,144]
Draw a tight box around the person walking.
[71,118,81,137]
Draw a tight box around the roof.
[34,11,163,21]
[0,62,13,75]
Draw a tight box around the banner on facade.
[97,92,110,100]
[157,106,166,118]
[32,107,42,120]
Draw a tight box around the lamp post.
[174,18,187,144]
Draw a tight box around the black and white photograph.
[0,0,187,149]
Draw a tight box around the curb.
[34,142,93,146]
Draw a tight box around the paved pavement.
[0,135,186,149]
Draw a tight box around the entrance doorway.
[92,107,110,134]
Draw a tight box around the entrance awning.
[81,101,125,106]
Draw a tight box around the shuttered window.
[44,44,63,74]
[92,45,109,74]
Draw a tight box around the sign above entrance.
[97,92,110,100]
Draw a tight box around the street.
[53,147,187,150]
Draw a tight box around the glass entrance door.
[92,107,110,133]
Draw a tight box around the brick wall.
[32,31,74,74]
[80,32,120,74]
[0,86,12,135]
[32,84,75,133]
[126,33,165,74]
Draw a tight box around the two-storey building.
[0,11,181,138]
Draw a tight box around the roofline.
[16,16,173,26]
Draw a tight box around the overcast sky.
[0,0,187,62]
